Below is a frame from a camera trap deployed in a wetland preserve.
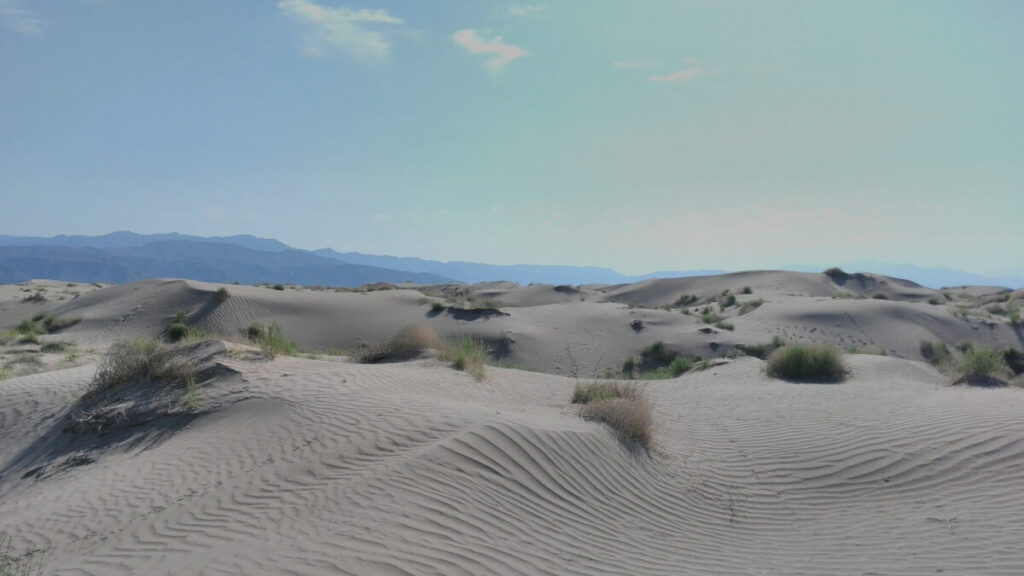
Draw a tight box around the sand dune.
[1,271,1023,574]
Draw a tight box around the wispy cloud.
[649,59,704,83]
[453,29,527,72]
[0,0,43,36]
[508,4,546,18]
[278,0,402,62]
[613,61,658,69]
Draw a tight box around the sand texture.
[1,271,1023,574]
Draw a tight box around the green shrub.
[86,339,198,399]
[259,322,297,357]
[958,347,1004,381]
[919,340,950,367]
[17,332,38,344]
[30,312,44,322]
[674,293,697,307]
[719,291,736,310]
[440,336,489,381]
[430,301,446,313]
[572,381,632,404]
[1008,302,1021,326]
[641,341,673,364]
[701,310,722,324]
[42,316,54,329]
[738,299,764,315]
[167,323,189,342]
[928,296,942,305]
[1003,347,1024,375]
[359,324,441,363]
[741,286,752,294]
[16,320,38,335]
[216,287,231,302]
[766,344,846,382]
[273,284,285,291]
[715,321,734,331]
[871,293,889,300]
[823,267,847,279]
[622,356,635,377]
[246,323,265,341]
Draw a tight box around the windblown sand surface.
[1,271,1023,574]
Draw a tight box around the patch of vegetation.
[766,344,846,382]
[20,292,46,303]
[674,293,698,307]
[700,307,723,324]
[85,339,198,400]
[430,301,446,313]
[715,321,735,331]
[919,340,950,367]
[1008,302,1021,326]
[572,381,653,449]
[216,287,231,302]
[0,532,44,576]
[927,296,942,305]
[622,356,635,378]
[1002,347,1024,376]
[40,341,67,353]
[738,299,765,315]
[737,336,785,360]
[168,323,189,342]
[44,316,80,333]
[17,332,38,345]
[823,267,848,279]
[245,322,297,357]
[272,284,285,291]
[957,347,1006,382]
[640,341,673,365]
[871,293,889,300]
[184,376,199,413]
[629,319,645,332]
[30,312,44,322]
[719,291,736,310]
[741,286,753,294]
[359,324,441,363]
[439,336,489,381]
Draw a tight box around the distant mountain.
[0,240,451,286]
[0,231,292,252]
[312,248,726,285]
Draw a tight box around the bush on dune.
[86,339,198,400]
[572,381,653,449]
[359,324,441,363]
[439,336,489,381]
[766,343,846,382]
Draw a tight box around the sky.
[2,1,1022,276]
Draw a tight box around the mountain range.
[0,232,1020,289]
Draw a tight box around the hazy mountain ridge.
[0,232,1020,288]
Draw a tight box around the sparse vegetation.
[957,347,1005,383]
[0,532,43,576]
[701,307,722,324]
[674,293,698,307]
[430,301,446,313]
[359,324,441,363]
[216,287,231,302]
[738,299,765,315]
[272,284,285,291]
[719,291,736,310]
[184,376,199,412]
[1008,302,1021,326]
[823,267,847,279]
[168,323,189,342]
[715,321,735,331]
[737,336,785,359]
[919,340,950,367]
[573,381,653,449]
[85,339,198,400]
[1002,347,1024,376]
[928,296,942,305]
[741,286,752,294]
[622,356,635,377]
[630,318,644,332]
[245,322,297,357]
[766,344,846,382]
[439,336,489,381]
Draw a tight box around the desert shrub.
[40,341,67,353]
[715,321,735,331]
[167,323,189,342]
[17,332,38,344]
[928,296,942,305]
[919,340,950,367]
[273,284,285,291]
[42,316,54,329]
[246,323,265,341]
[216,287,231,302]
[622,356,635,377]
[258,322,297,357]
[738,299,764,315]
[641,341,673,365]
[643,356,693,379]
[674,293,698,307]
[741,286,753,294]
[823,267,847,279]
[766,344,846,382]
[359,324,441,363]
[574,382,652,449]
[1008,302,1021,326]
[430,301,446,313]
[1002,347,1024,375]
[957,347,1004,380]
[30,312,44,322]
[440,336,488,381]
[738,336,785,360]
[630,319,644,332]
[16,320,39,335]
[956,341,973,353]
[719,291,736,310]
[701,309,722,324]
[44,316,80,332]
[871,293,889,300]
[87,339,198,399]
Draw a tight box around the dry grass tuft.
[86,339,197,400]
[359,324,441,363]
[439,336,489,381]
[766,343,846,382]
[574,381,653,449]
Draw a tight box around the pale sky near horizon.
[2,1,1022,276]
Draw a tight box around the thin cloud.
[649,60,704,83]
[0,0,43,36]
[278,0,402,62]
[453,29,526,71]
[509,4,546,17]
[613,61,658,69]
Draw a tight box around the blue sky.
[2,1,1022,276]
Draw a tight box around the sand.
[1,271,1023,574]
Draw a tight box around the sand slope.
[2,352,1024,575]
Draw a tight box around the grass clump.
[168,323,189,342]
[572,381,653,449]
[272,284,285,291]
[440,336,489,381]
[823,267,848,279]
[919,340,950,367]
[715,321,735,331]
[741,286,753,294]
[766,344,846,382]
[359,324,441,363]
[430,301,446,313]
[957,347,1005,383]
[216,287,231,302]
[928,296,942,305]
[738,299,765,315]
[719,291,736,310]
[674,293,698,307]
[245,322,297,357]
[87,339,197,399]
